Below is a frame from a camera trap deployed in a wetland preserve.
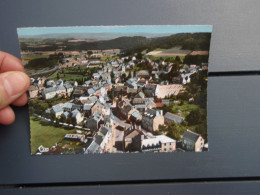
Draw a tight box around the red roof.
[156,102,164,107]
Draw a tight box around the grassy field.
[171,102,203,118]
[30,116,76,154]
[144,55,185,62]
[22,55,49,61]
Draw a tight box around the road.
[28,65,59,77]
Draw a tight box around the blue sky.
[17,25,212,40]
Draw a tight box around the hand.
[0,51,30,125]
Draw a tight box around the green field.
[170,101,203,118]
[22,55,49,61]
[30,116,76,154]
[144,55,185,62]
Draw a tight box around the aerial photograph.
[17,25,212,155]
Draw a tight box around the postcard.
[17,25,212,155]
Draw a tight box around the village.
[27,48,208,155]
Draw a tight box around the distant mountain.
[19,32,172,40]
[19,33,212,54]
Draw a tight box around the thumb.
[0,71,30,110]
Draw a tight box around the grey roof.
[71,109,80,118]
[95,101,103,107]
[64,103,73,109]
[83,103,94,111]
[64,84,73,89]
[136,70,149,76]
[135,91,145,99]
[93,73,100,77]
[132,98,154,105]
[122,105,132,114]
[114,86,126,92]
[135,104,146,109]
[85,80,92,85]
[63,111,70,118]
[127,88,138,93]
[52,107,63,113]
[131,111,140,118]
[29,85,38,91]
[85,141,100,154]
[182,130,200,143]
[43,87,56,94]
[88,88,95,95]
[56,86,66,91]
[164,112,184,124]
[93,86,100,91]
[144,85,157,90]
[99,126,110,137]
[162,99,170,105]
[93,110,102,117]
[146,109,157,116]
[94,134,103,145]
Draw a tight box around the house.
[71,109,84,124]
[141,109,164,132]
[112,85,127,97]
[56,86,66,97]
[141,135,176,152]
[134,91,145,99]
[61,111,70,120]
[84,114,102,131]
[117,100,138,120]
[136,70,149,78]
[64,134,85,142]
[143,84,157,97]
[56,79,64,86]
[91,101,103,115]
[164,112,184,125]
[42,87,57,100]
[83,102,95,117]
[28,85,38,98]
[46,80,56,88]
[156,135,176,152]
[98,126,112,150]
[85,126,112,154]
[92,73,100,79]
[155,84,184,99]
[181,129,204,152]
[134,99,156,113]
[64,84,74,97]
[50,107,63,118]
[132,97,154,105]
[124,128,143,151]
[72,86,88,98]
[130,111,142,123]
[63,102,73,112]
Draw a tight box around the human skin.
[0,51,30,125]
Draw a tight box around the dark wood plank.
[0,0,259,72]
[1,181,260,195]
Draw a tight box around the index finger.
[0,51,24,73]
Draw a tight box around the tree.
[175,56,181,62]
[60,115,66,123]
[136,52,142,60]
[50,112,56,122]
[71,117,77,126]
[121,73,127,82]
[186,109,202,126]
[87,50,93,57]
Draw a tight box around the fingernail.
[4,72,28,97]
